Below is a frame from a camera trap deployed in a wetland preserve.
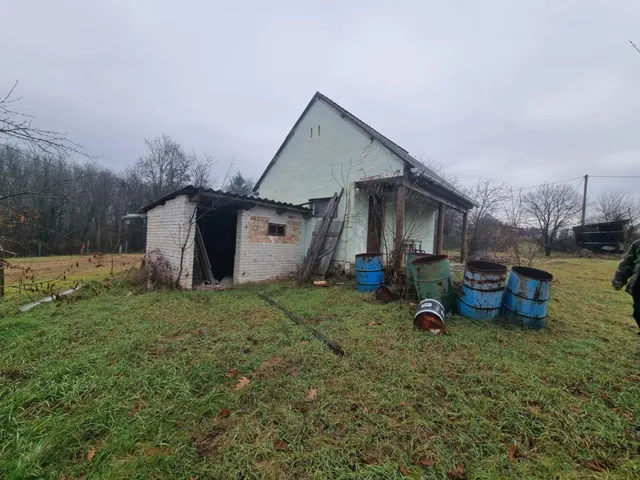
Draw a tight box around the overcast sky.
[2,0,640,194]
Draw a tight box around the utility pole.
[581,174,588,226]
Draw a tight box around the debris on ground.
[18,286,83,313]
[374,285,397,303]
[259,294,345,355]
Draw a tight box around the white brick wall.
[146,195,197,289]
[233,205,305,284]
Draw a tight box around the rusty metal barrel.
[457,260,508,321]
[410,255,456,312]
[355,253,385,292]
[406,252,431,290]
[503,266,553,329]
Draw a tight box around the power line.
[519,176,584,191]
[589,175,640,179]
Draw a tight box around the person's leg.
[633,287,640,331]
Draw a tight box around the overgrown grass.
[0,258,638,479]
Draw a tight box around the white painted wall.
[258,99,404,206]
[234,205,305,284]
[257,98,405,266]
[257,97,438,268]
[405,195,437,255]
[146,195,197,289]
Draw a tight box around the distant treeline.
[0,134,254,257]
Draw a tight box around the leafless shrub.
[142,250,175,289]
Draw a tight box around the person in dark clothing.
[612,239,640,331]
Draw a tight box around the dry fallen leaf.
[218,408,231,418]
[508,445,517,462]
[448,463,466,479]
[362,407,369,413]
[584,460,608,472]
[226,368,238,378]
[235,376,250,389]
[418,457,435,467]
[274,440,289,452]
[399,464,409,476]
[87,447,96,461]
[362,455,377,465]
[408,302,417,307]
[307,387,318,401]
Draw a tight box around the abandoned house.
[140,187,310,288]
[253,92,476,269]
[140,92,476,288]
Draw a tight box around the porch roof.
[354,175,476,213]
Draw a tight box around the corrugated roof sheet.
[140,186,311,213]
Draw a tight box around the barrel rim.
[511,266,553,281]
[411,254,448,265]
[465,260,507,273]
[355,252,383,258]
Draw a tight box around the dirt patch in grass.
[254,356,298,379]
[0,369,29,381]
[193,427,227,457]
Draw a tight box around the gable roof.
[253,92,474,209]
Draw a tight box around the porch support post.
[436,203,445,255]
[393,178,406,270]
[460,210,469,263]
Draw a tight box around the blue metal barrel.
[457,260,508,321]
[503,266,553,329]
[355,253,384,292]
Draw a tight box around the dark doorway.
[367,194,384,253]
[198,212,237,281]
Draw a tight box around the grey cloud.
[2,0,639,196]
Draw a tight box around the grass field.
[0,258,638,479]
[1,254,142,305]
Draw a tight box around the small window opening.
[310,197,331,217]
[268,223,286,236]
[317,125,321,136]
[310,127,313,138]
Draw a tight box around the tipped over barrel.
[414,299,445,334]
[457,260,508,321]
[410,255,456,311]
[503,266,553,329]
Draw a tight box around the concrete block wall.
[234,205,305,284]
[146,195,197,289]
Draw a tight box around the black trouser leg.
[633,289,640,329]
[633,297,640,329]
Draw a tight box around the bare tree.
[135,134,193,201]
[591,188,639,223]
[190,152,216,189]
[1,81,86,159]
[465,178,508,254]
[502,187,542,266]
[523,183,582,256]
